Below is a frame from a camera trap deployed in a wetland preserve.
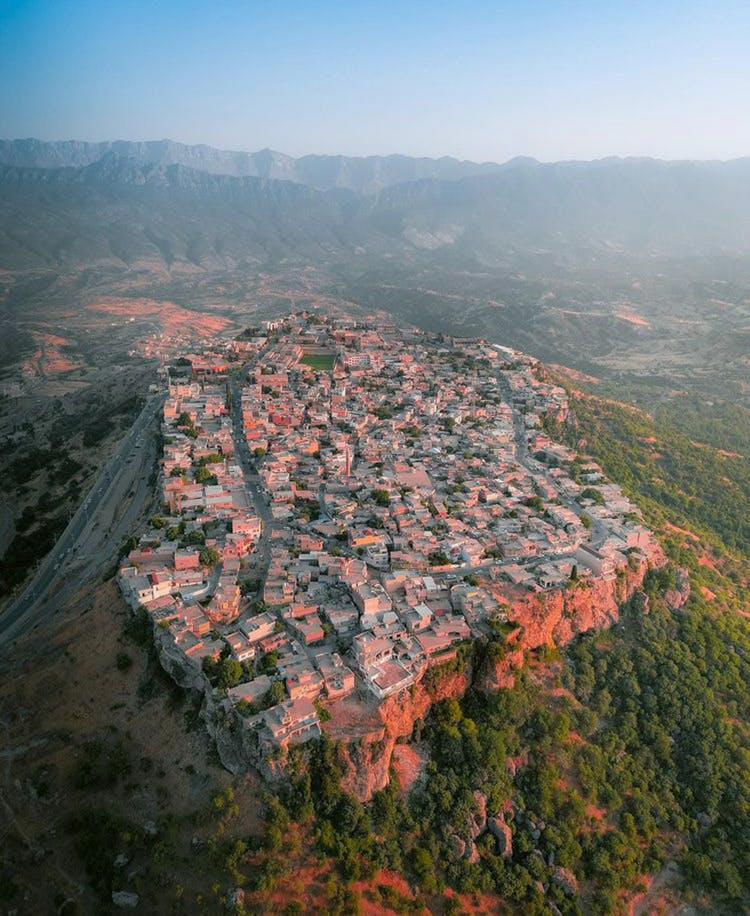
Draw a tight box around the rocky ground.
[0,579,263,913]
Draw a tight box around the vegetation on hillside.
[225,388,750,914]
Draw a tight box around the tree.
[218,658,242,688]
[195,465,217,484]
[411,847,437,892]
[580,487,605,505]
[263,680,286,707]
[257,650,279,674]
[372,488,391,507]
[199,546,220,567]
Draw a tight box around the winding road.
[0,392,165,645]
[230,366,274,574]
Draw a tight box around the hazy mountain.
[368,156,750,258]
[0,138,504,194]
[0,156,375,270]
[4,152,750,272]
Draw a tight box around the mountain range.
[2,139,750,272]
[0,138,503,195]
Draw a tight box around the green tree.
[199,546,220,567]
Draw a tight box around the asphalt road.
[230,367,274,574]
[496,369,608,547]
[0,392,164,645]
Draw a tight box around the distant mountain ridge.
[0,138,505,194]
[3,150,750,272]
[0,156,374,270]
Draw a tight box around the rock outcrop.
[550,866,579,896]
[449,834,466,859]
[487,815,513,858]
[338,670,469,800]
[482,558,653,691]
[665,567,691,610]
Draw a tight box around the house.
[575,544,616,578]
[404,603,433,633]
[238,612,277,644]
[225,630,257,662]
[363,657,415,700]
[259,697,321,747]
[292,615,326,646]
[174,549,201,570]
[285,666,325,701]
[350,581,391,615]
[315,652,356,699]
[227,675,272,707]
[353,632,394,669]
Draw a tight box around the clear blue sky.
[1,0,749,162]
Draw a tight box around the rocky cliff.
[481,559,656,691]
[338,669,470,800]
[142,555,668,802]
[338,557,662,800]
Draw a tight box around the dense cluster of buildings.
[119,314,658,758]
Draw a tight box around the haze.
[3,0,750,162]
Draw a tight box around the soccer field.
[299,353,336,370]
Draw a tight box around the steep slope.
[368,156,750,256]
[0,156,375,270]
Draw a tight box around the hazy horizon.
[3,0,750,163]
[5,135,750,167]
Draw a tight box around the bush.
[115,651,133,672]
[72,739,131,790]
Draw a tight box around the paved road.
[0,499,14,558]
[230,366,274,574]
[0,393,164,644]
[496,369,608,547]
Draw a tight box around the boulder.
[227,888,245,909]
[472,790,487,832]
[143,820,158,837]
[665,568,691,610]
[112,891,140,909]
[631,590,650,615]
[550,866,579,896]
[464,841,479,864]
[113,853,131,869]
[465,812,483,841]
[487,816,513,858]
[449,834,466,859]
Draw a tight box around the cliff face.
[341,559,657,800]
[150,620,284,782]
[143,557,663,802]
[340,671,469,800]
[482,560,652,690]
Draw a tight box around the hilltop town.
[118,314,660,780]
